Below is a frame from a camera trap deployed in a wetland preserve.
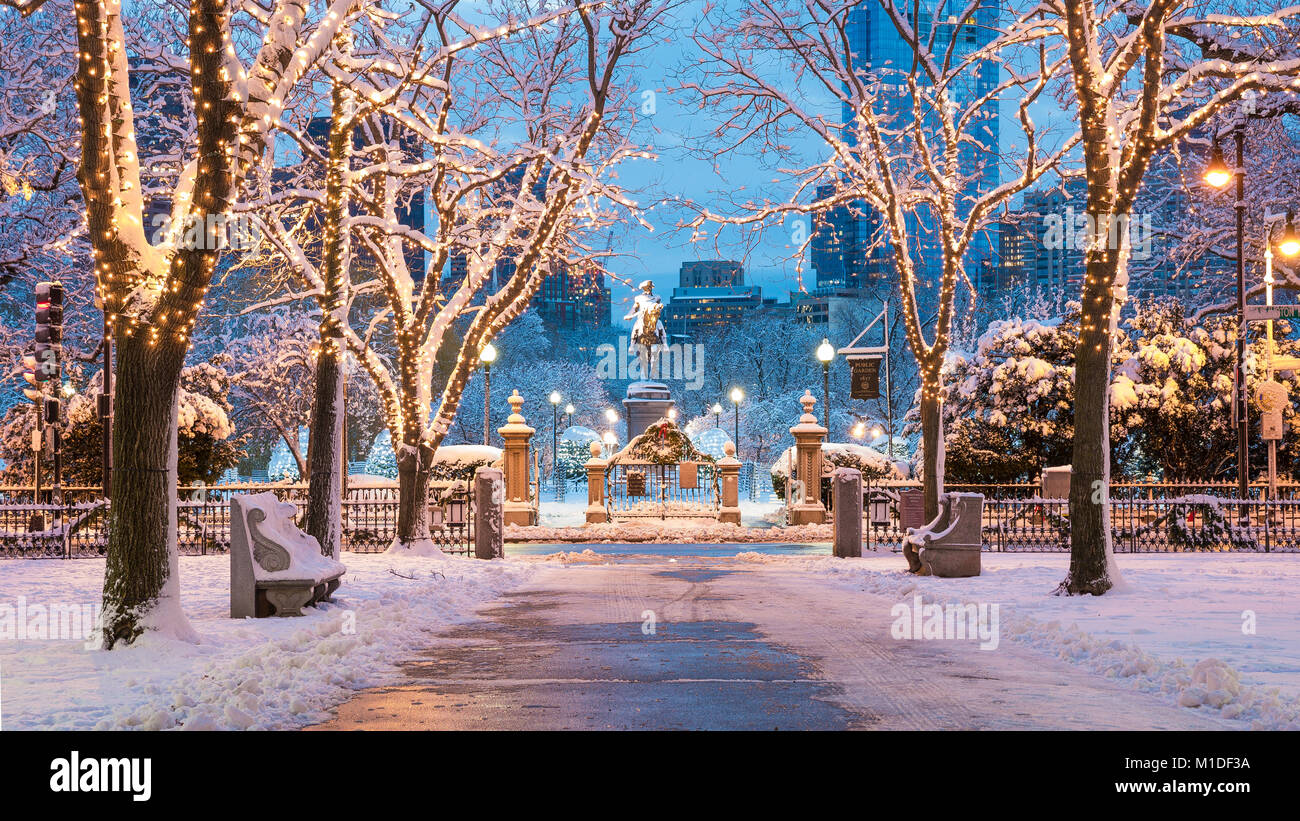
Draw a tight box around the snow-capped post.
[832,468,862,559]
[788,391,827,525]
[585,440,608,525]
[717,441,741,525]
[473,466,504,560]
[498,390,536,527]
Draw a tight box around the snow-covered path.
[312,556,1236,730]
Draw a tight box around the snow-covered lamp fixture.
[816,338,835,363]
[479,342,498,365]
[1203,143,1231,189]
[1279,211,1300,258]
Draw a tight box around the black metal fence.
[863,496,1300,553]
[0,482,474,559]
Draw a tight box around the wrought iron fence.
[0,481,475,559]
[862,496,1300,553]
[604,461,720,519]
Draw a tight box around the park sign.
[1244,304,1300,322]
[849,356,882,400]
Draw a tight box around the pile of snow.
[0,553,535,730]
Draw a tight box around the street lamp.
[816,338,834,429]
[602,430,617,459]
[549,391,562,490]
[1280,211,1300,258]
[479,342,498,447]
[730,387,744,460]
[1203,142,1231,189]
[564,403,575,426]
[851,421,865,439]
[711,402,722,428]
[1203,131,1250,500]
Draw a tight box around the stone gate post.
[788,390,828,525]
[498,390,537,527]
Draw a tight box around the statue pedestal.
[622,381,674,441]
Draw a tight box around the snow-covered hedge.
[770,442,903,496]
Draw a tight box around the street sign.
[1245,304,1300,322]
[1272,356,1300,371]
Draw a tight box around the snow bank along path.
[0,554,535,730]
[731,552,1300,730]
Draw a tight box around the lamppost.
[730,387,744,460]
[1204,133,1249,498]
[549,390,562,489]
[816,338,834,429]
[1262,211,1300,499]
[711,402,722,428]
[565,403,574,427]
[602,430,617,459]
[479,342,497,446]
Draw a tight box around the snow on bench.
[230,493,345,618]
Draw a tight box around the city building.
[811,1,1002,313]
[678,259,744,288]
[662,261,778,341]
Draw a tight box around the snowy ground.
[729,551,1300,729]
[0,553,535,730]
[519,499,794,542]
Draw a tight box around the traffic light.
[34,281,63,382]
[21,353,42,401]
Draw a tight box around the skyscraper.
[811,1,1002,308]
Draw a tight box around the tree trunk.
[394,440,434,549]
[100,333,194,648]
[304,346,344,557]
[904,375,944,574]
[1059,255,1118,596]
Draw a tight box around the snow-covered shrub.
[769,441,901,497]
[0,361,241,487]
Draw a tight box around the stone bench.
[230,493,346,618]
[903,492,984,577]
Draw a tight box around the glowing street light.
[816,338,834,428]
[1203,142,1231,189]
[1279,211,1300,258]
[479,343,498,447]
[549,391,562,488]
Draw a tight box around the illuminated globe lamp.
[816,338,834,428]
[479,343,498,447]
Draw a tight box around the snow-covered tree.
[0,0,371,646]
[281,0,667,551]
[1010,1,1300,595]
[681,0,1075,574]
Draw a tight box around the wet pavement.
[308,555,1235,731]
